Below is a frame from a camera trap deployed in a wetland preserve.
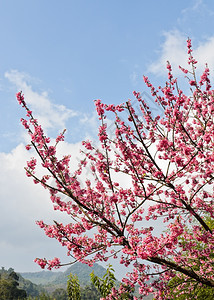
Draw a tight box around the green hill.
[0,267,44,298]
[21,262,106,288]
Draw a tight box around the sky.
[1,0,214,278]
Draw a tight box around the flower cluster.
[34,257,60,270]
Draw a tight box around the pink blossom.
[17,38,214,299]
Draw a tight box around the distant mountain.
[21,262,106,288]
[20,269,63,285]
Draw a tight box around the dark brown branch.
[148,256,214,288]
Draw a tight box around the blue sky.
[0,0,214,275]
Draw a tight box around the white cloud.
[5,70,78,131]
[79,111,100,139]
[196,37,214,71]
[0,142,83,272]
[180,0,203,15]
[148,30,214,78]
[148,31,186,76]
[4,70,102,146]
[180,0,214,21]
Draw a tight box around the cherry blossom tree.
[17,39,214,299]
